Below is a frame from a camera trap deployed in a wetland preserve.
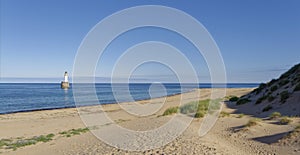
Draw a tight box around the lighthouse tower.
[61,71,70,89]
[64,72,68,82]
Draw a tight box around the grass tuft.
[262,105,272,112]
[280,91,289,103]
[237,113,245,118]
[195,111,205,118]
[253,83,267,94]
[295,124,300,130]
[269,112,281,119]
[179,99,221,118]
[278,79,290,87]
[270,85,278,92]
[236,98,251,105]
[59,128,89,137]
[0,133,55,150]
[294,83,300,92]
[219,111,230,117]
[162,107,179,116]
[228,96,239,102]
[246,118,261,127]
[255,95,268,104]
[279,116,292,125]
[267,95,275,102]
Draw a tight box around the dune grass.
[262,105,273,112]
[0,134,54,150]
[278,79,290,87]
[253,83,267,94]
[269,112,281,119]
[162,107,179,116]
[228,96,239,102]
[279,116,292,125]
[294,83,300,92]
[296,124,300,130]
[162,99,222,118]
[270,85,278,92]
[236,98,251,105]
[267,95,275,102]
[237,113,245,118]
[0,127,90,151]
[255,95,268,104]
[245,118,261,127]
[280,91,289,103]
[59,128,89,137]
[179,99,221,118]
[219,111,230,117]
[179,100,204,118]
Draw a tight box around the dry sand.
[1,88,299,155]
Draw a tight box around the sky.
[0,0,300,83]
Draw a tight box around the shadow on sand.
[252,132,289,144]
[224,101,269,118]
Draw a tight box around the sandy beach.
[1,88,299,155]
[2,0,300,154]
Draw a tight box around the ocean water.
[0,83,258,114]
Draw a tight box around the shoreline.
[0,89,196,115]
[0,87,251,115]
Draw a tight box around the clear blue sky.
[1,0,299,83]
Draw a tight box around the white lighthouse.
[61,71,70,89]
[64,71,68,82]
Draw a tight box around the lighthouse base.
[61,82,70,89]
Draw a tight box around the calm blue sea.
[0,83,258,114]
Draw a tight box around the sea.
[0,83,259,114]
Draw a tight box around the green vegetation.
[253,83,267,94]
[236,98,251,105]
[295,124,300,130]
[0,134,54,150]
[278,79,290,87]
[194,111,205,118]
[294,83,300,92]
[237,113,245,118]
[267,95,275,102]
[180,100,207,118]
[255,95,268,104]
[249,63,300,103]
[292,76,300,85]
[246,118,261,127]
[228,96,239,102]
[269,112,281,119]
[279,116,292,125]
[279,63,300,79]
[208,99,222,110]
[219,111,230,117]
[180,101,201,114]
[0,139,12,149]
[33,134,54,142]
[179,99,221,118]
[280,91,289,103]
[162,107,179,116]
[270,85,278,92]
[59,128,89,137]
[267,79,278,87]
[262,105,272,112]
[0,127,90,151]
